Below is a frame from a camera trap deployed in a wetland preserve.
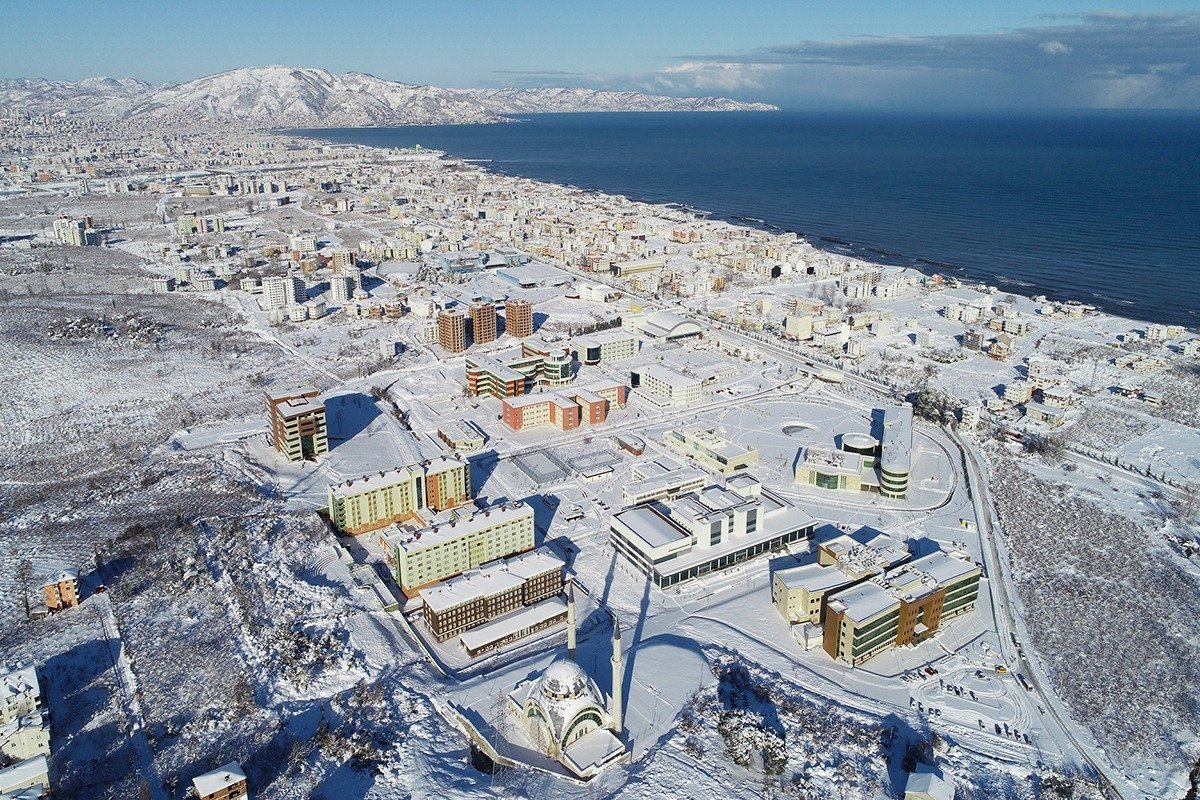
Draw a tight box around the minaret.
[610,616,623,737]
[566,581,577,661]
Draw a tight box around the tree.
[16,559,33,619]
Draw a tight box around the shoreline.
[287,126,1191,332]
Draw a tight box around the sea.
[296,111,1200,327]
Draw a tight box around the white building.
[261,275,305,311]
[635,364,703,408]
[0,666,40,725]
[574,329,639,365]
[0,755,49,798]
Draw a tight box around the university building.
[610,476,815,589]
[500,381,627,432]
[662,425,759,475]
[381,502,536,597]
[326,456,472,535]
[265,387,328,462]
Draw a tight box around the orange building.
[470,303,498,345]
[504,298,533,339]
[42,570,80,611]
[438,308,467,353]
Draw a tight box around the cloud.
[1039,40,1072,56]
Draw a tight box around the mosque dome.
[522,658,609,757]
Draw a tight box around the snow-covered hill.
[0,65,777,125]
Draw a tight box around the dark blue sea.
[296,111,1200,326]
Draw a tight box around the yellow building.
[662,425,758,475]
[327,457,472,535]
[382,503,535,596]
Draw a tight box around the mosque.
[505,584,629,778]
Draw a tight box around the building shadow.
[324,393,382,443]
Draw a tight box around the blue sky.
[3,1,1198,108]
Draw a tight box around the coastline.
[286,126,1189,332]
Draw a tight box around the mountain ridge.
[0,65,777,126]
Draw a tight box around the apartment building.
[421,548,564,642]
[470,302,498,345]
[0,666,39,725]
[52,216,98,246]
[823,550,981,666]
[326,456,472,534]
[0,711,50,762]
[438,308,468,353]
[260,275,305,310]
[504,298,533,338]
[265,387,328,462]
[41,570,80,611]
[662,425,759,475]
[381,502,536,596]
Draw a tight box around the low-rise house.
[192,762,249,800]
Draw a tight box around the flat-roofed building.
[520,338,573,387]
[437,419,486,452]
[381,502,536,597]
[501,380,626,432]
[610,478,815,589]
[421,548,564,642]
[822,549,981,666]
[574,329,639,365]
[265,387,328,462]
[41,570,80,611]
[327,456,472,535]
[504,298,533,338]
[438,308,467,353]
[773,528,910,624]
[465,354,530,398]
[192,762,249,800]
[470,302,498,345]
[621,462,707,507]
[795,446,871,492]
[662,425,758,475]
[634,364,703,408]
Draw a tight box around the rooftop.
[192,762,246,796]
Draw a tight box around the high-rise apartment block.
[438,309,467,353]
[504,298,533,338]
[261,275,305,310]
[470,303,498,345]
[52,216,98,246]
[265,387,328,462]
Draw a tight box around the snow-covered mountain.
[0,66,777,125]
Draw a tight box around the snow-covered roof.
[0,756,48,795]
[880,405,913,474]
[192,762,246,797]
[0,665,39,705]
[904,767,955,800]
[421,548,562,614]
[776,562,857,594]
[384,503,533,556]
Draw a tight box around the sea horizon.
[294,109,1200,328]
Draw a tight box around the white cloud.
[1039,40,1072,55]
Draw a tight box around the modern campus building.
[520,338,573,388]
[879,406,914,499]
[470,302,498,345]
[381,502,536,596]
[574,329,639,365]
[620,461,707,507]
[436,419,486,452]
[465,354,530,398]
[420,548,564,647]
[823,549,982,666]
[632,364,703,408]
[41,570,80,611]
[504,298,533,338]
[326,456,472,535]
[662,425,759,475]
[465,344,576,399]
[438,308,468,353]
[265,387,328,462]
[500,381,627,432]
[772,528,910,626]
[610,476,815,589]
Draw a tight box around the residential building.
[151,276,176,293]
[823,549,981,666]
[438,308,467,353]
[329,275,355,302]
[192,762,249,800]
[783,314,814,340]
[574,329,639,365]
[381,502,536,596]
[504,298,533,338]
[610,477,815,589]
[52,216,98,246]
[662,425,759,475]
[0,666,40,725]
[0,712,49,761]
[634,364,703,408]
[260,275,304,311]
[421,548,564,642]
[470,302,498,345]
[327,456,472,535]
[178,214,224,236]
[265,387,328,462]
[904,767,956,800]
[41,570,79,611]
[0,756,48,798]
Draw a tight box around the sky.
[2,1,1198,109]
